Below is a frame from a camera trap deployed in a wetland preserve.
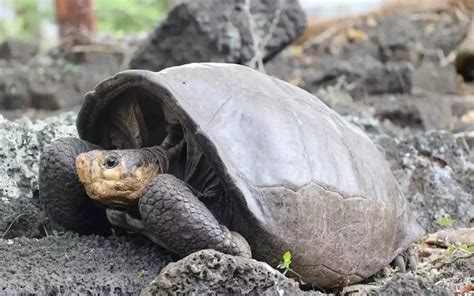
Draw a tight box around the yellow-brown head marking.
[76,149,159,205]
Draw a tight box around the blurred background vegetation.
[0,0,170,42]
[95,0,169,36]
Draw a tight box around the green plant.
[443,242,474,263]
[277,250,292,275]
[434,216,455,227]
[94,0,169,37]
[0,0,170,41]
[0,0,54,40]
[138,269,145,277]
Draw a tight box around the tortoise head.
[75,149,159,205]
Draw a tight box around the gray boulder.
[0,51,123,111]
[267,11,468,98]
[0,39,38,63]
[366,92,453,131]
[129,0,306,71]
[142,249,303,295]
[299,55,413,99]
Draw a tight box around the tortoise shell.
[77,63,423,288]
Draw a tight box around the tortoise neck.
[141,146,170,173]
[140,123,184,173]
[142,140,185,174]
[161,123,183,150]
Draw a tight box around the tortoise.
[39,63,423,288]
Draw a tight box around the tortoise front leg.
[39,137,110,234]
[107,174,251,258]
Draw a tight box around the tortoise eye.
[104,156,119,169]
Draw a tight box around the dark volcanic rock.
[376,13,467,65]
[0,61,31,109]
[0,114,77,238]
[0,233,171,295]
[366,92,453,131]
[374,131,474,233]
[267,11,468,98]
[0,50,123,110]
[302,55,413,99]
[129,0,306,71]
[142,249,303,295]
[376,273,450,295]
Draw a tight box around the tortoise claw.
[393,255,407,273]
[106,208,145,233]
[392,247,417,273]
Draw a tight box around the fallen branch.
[2,213,26,239]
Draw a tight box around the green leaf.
[434,217,455,227]
[282,251,292,269]
[138,270,145,277]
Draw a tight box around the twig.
[2,213,26,239]
[259,0,283,52]
[42,225,50,237]
[244,0,282,73]
[243,0,265,72]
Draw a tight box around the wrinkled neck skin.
[140,145,171,173]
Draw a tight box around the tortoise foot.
[113,173,252,258]
[392,247,417,273]
[39,137,110,234]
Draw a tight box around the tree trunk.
[55,0,97,44]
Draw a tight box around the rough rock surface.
[267,11,468,97]
[142,249,303,295]
[364,92,454,131]
[374,131,474,233]
[129,0,306,71]
[374,272,456,295]
[0,114,77,238]
[0,233,171,295]
[297,55,413,99]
